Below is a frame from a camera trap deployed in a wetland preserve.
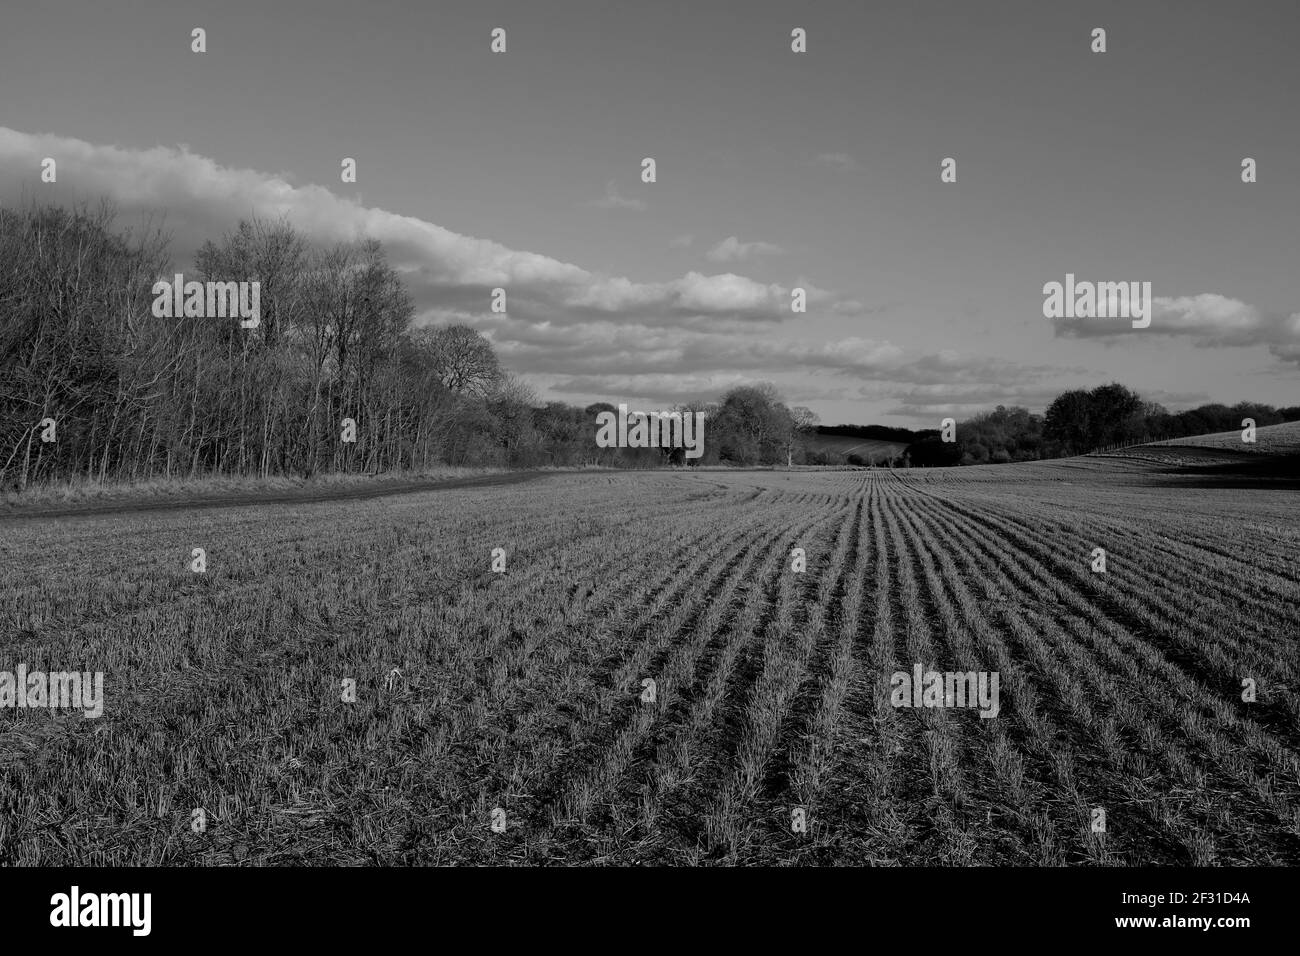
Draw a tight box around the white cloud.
[706,235,784,262]
[0,126,1085,411]
[587,179,646,211]
[0,128,840,331]
[1051,290,1300,365]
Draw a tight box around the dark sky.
[2,0,1296,423]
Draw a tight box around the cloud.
[533,344,1074,415]
[0,127,593,292]
[559,271,797,323]
[705,235,785,262]
[546,373,750,405]
[814,152,862,172]
[0,126,1080,416]
[468,312,1071,411]
[882,384,1068,420]
[1139,388,1214,409]
[0,127,841,333]
[1269,342,1300,366]
[469,318,907,378]
[587,179,646,211]
[1051,290,1300,364]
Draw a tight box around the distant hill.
[816,424,927,443]
[1091,420,1300,472]
[1148,420,1300,456]
[804,432,910,464]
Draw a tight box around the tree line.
[1,202,544,489]
[0,202,823,488]
[907,384,1299,467]
[3,200,1290,488]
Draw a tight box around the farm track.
[0,471,552,522]
[1,461,1296,865]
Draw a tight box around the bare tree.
[409,324,502,396]
[788,405,820,466]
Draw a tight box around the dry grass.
[1145,420,1300,456]
[0,458,1296,865]
[1,465,510,512]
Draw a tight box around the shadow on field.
[0,471,550,522]
[1147,452,1300,489]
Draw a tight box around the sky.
[1,0,1296,425]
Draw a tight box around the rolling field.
[1152,419,1300,455]
[803,433,909,463]
[1,456,1298,865]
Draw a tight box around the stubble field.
[1,450,1297,866]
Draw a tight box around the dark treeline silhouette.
[0,202,824,488]
[1,202,543,489]
[4,201,1291,488]
[572,386,818,468]
[815,423,925,444]
[905,384,1300,467]
[1042,385,1298,456]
